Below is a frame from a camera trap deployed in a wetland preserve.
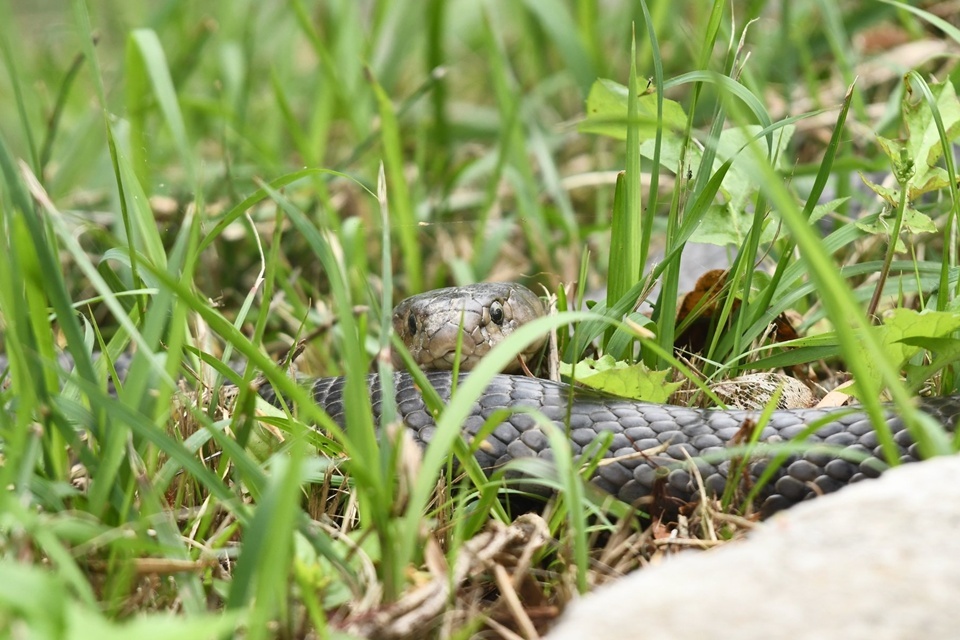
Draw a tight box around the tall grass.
[0,0,958,637]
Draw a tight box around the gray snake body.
[307,282,960,515]
[307,370,960,515]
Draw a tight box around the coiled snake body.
[11,284,956,515]
[309,283,960,515]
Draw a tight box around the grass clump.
[0,0,958,637]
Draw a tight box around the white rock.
[548,457,960,640]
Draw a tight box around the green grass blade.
[0,17,39,171]
[126,29,195,183]
[606,29,642,345]
[728,96,951,464]
[368,68,422,293]
[521,0,596,95]
[902,71,959,311]
[637,0,666,274]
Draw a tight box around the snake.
[303,282,960,516]
[6,283,957,515]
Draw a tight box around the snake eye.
[407,313,417,335]
[490,301,504,325]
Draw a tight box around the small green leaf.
[808,197,849,226]
[855,206,936,252]
[859,172,900,208]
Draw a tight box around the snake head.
[392,282,546,373]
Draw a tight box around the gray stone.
[548,457,960,640]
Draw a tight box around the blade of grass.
[367,66,422,293]
[38,46,89,177]
[226,454,304,636]
[521,0,596,96]
[638,0,666,275]
[396,311,595,585]
[728,93,952,464]
[651,0,724,366]
[0,140,103,447]
[728,86,856,362]
[126,29,196,186]
[606,28,642,347]
[0,16,39,171]
[901,71,959,312]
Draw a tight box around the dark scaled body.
[305,371,960,515]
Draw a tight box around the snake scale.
[306,282,960,515]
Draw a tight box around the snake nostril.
[490,301,504,325]
[407,313,417,335]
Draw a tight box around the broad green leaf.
[901,336,960,389]
[869,79,960,201]
[858,309,960,385]
[580,78,687,140]
[903,76,960,191]
[686,125,795,211]
[560,355,682,403]
[582,80,795,247]
[636,124,795,245]
[693,203,776,246]
[879,308,960,364]
[858,170,901,208]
